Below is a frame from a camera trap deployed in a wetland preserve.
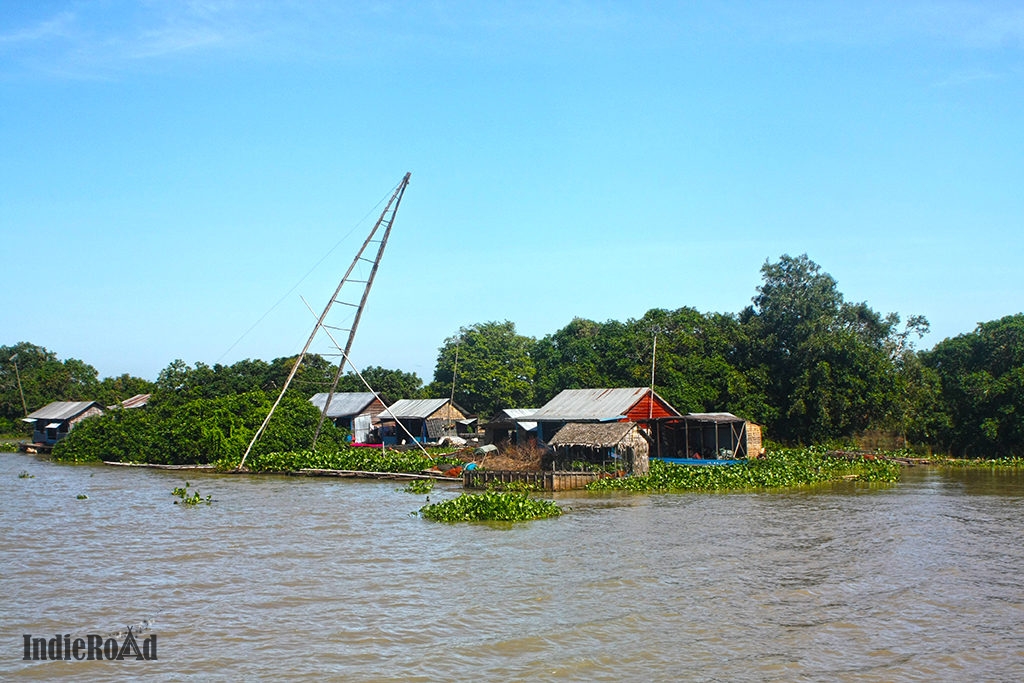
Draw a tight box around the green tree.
[0,342,100,418]
[922,314,1024,457]
[632,308,772,423]
[532,318,631,403]
[153,354,336,405]
[428,321,536,416]
[334,366,423,405]
[95,374,158,407]
[740,254,917,443]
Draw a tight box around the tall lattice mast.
[236,172,411,470]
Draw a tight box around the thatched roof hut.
[548,421,650,475]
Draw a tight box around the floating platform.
[103,461,216,470]
[463,469,605,491]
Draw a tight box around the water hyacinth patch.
[419,491,562,523]
[588,447,902,493]
[172,482,211,506]
[931,456,1024,469]
[401,479,434,494]
[219,446,461,474]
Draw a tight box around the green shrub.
[54,390,349,465]
[222,446,460,474]
[588,447,901,493]
[419,491,562,522]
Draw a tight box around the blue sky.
[2,1,1022,382]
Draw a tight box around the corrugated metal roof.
[483,408,537,432]
[112,393,151,410]
[531,388,656,421]
[548,421,637,447]
[494,408,536,420]
[309,392,379,418]
[379,398,453,419]
[685,412,743,424]
[23,401,102,422]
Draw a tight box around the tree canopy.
[428,321,536,417]
[10,254,1024,456]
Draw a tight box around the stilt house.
[309,392,386,443]
[376,398,470,445]
[22,401,104,446]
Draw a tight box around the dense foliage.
[8,253,1024,455]
[225,446,460,474]
[419,491,562,522]
[922,315,1024,457]
[587,448,902,492]
[52,391,349,464]
[333,366,424,406]
[428,321,536,417]
[0,342,155,431]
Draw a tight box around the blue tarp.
[654,457,743,466]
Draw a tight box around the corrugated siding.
[309,392,380,418]
[625,395,675,421]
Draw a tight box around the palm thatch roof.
[548,421,638,448]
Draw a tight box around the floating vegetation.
[76,494,88,500]
[929,456,1024,469]
[223,447,461,475]
[485,479,541,493]
[401,479,434,494]
[420,491,562,523]
[172,482,211,506]
[588,447,902,493]
[18,470,34,479]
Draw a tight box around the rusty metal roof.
[111,393,151,410]
[309,392,379,418]
[531,388,658,421]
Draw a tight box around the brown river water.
[3,452,1023,681]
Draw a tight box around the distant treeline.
[3,254,1023,457]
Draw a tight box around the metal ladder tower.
[236,172,411,470]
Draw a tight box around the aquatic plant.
[223,447,461,475]
[401,479,434,494]
[172,482,211,506]
[419,491,562,523]
[587,447,901,493]
[76,494,88,500]
[484,479,540,493]
[930,456,1024,469]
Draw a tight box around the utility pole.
[9,354,27,417]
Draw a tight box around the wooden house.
[376,398,470,445]
[531,387,679,445]
[22,401,104,446]
[309,392,386,443]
